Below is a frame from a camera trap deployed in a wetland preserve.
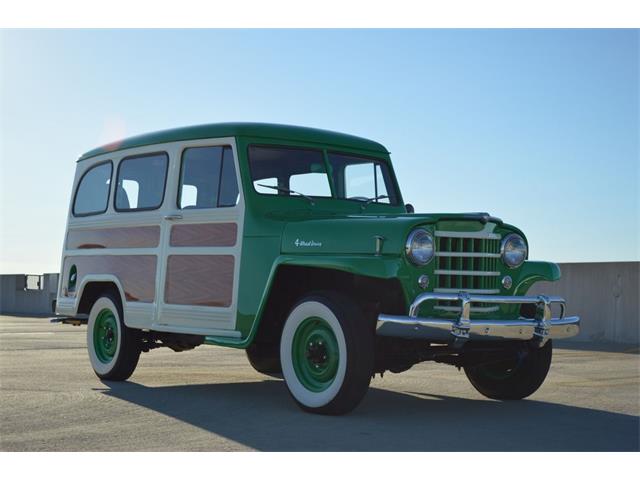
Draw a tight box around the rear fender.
[60,274,126,317]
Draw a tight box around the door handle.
[164,214,183,221]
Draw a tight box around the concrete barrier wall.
[1,262,638,345]
[0,274,59,316]
[528,262,639,346]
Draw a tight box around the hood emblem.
[294,238,322,248]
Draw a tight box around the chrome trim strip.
[434,288,501,294]
[435,269,500,276]
[435,252,501,258]
[435,230,501,240]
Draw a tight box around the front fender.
[211,257,562,348]
[276,254,402,279]
[207,254,404,349]
[514,261,561,295]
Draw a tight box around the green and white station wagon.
[55,122,580,414]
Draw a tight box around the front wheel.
[280,292,374,415]
[87,293,141,381]
[464,340,553,400]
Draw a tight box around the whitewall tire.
[87,292,140,381]
[279,292,374,415]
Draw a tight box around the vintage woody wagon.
[55,123,580,414]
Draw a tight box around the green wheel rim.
[291,316,339,392]
[93,308,118,364]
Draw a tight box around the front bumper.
[376,292,580,345]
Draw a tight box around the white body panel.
[56,137,244,338]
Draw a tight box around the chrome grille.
[433,230,502,312]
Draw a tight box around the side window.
[115,153,168,211]
[73,162,112,216]
[178,146,239,209]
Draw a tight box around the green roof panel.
[78,122,389,161]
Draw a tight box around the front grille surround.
[433,229,503,313]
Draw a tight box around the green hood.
[281,212,519,256]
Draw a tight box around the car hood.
[280,212,519,256]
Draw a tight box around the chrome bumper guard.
[376,292,580,345]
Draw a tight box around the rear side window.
[115,153,168,211]
[73,162,112,216]
[178,146,239,209]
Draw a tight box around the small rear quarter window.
[73,162,112,216]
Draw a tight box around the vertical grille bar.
[446,237,452,288]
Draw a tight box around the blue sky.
[0,29,638,273]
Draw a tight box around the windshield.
[248,145,399,205]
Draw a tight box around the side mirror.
[405,203,415,213]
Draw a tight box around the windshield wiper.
[363,194,389,205]
[257,184,315,206]
[360,195,389,210]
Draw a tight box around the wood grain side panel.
[165,255,234,307]
[63,255,157,302]
[67,226,160,249]
[170,223,237,247]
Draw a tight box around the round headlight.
[501,233,527,268]
[405,229,434,266]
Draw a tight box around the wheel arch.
[250,263,406,347]
[76,275,126,316]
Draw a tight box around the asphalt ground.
[1,314,638,451]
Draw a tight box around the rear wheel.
[464,340,553,400]
[87,293,141,381]
[280,292,374,415]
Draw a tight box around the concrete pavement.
[1,314,638,451]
